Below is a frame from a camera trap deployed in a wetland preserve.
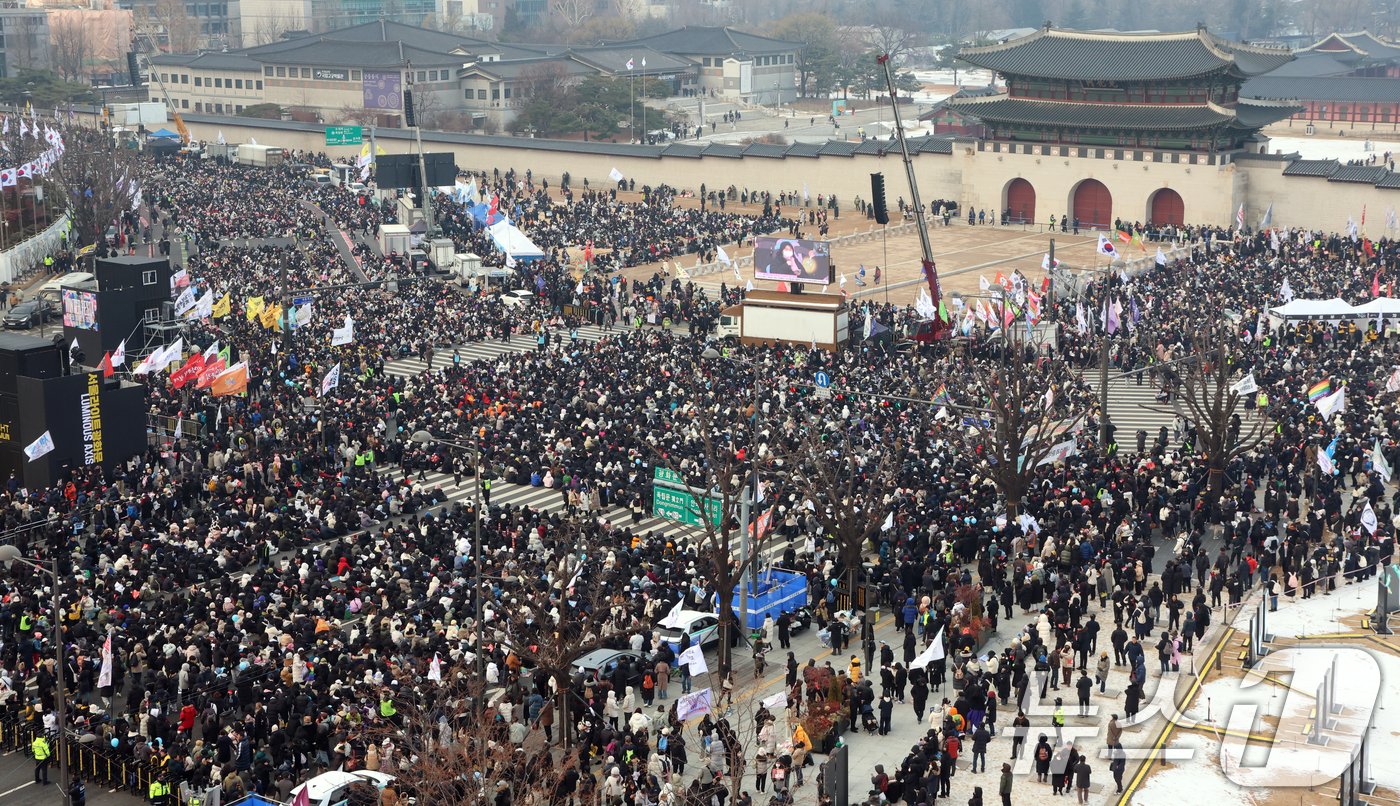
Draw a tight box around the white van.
[38,272,95,302]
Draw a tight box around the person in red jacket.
[178,702,197,735]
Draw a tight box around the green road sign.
[652,485,723,528]
[325,125,362,146]
[653,466,686,486]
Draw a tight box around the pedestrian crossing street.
[383,324,621,377]
[1103,376,1265,446]
[402,469,801,564]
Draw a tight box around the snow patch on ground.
[1264,134,1400,162]
[1261,582,1374,637]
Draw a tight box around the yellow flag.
[212,293,231,319]
[260,303,279,330]
[246,296,265,322]
[359,141,387,158]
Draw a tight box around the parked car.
[657,610,721,654]
[3,299,52,329]
[289,770,396,806]
[500,288,535,308]
[572,647,646,688]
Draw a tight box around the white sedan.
[658,610,721,653]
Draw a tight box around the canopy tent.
[1268,298,1358,320]
[1350,298,1400,318]
[486,219,544,263]
[463,200,506,229]
[148,128,180,140]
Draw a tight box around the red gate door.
[1006,178,1036,225]
[1072,179,1112,230]
[1149,188,1184,226]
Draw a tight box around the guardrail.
[0,716,161,797]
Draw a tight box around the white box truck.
[236,143,285,168]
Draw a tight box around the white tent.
[1351,298,1400,318]
[486,219,544,263]
[1268,298,1356,320]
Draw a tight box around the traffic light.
[870,172,889,225]
[403,90,416,127]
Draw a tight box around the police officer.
[149,775,171,805]
[31,732,50,785]
[68,775,86,806]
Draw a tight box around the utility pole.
[406,64,436,238]
[1099,268,1113,450]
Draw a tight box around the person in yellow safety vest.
[31,733,50,785]
[148,777,171,805]
[380,695,397,721]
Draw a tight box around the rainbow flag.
[932,384,950,405]
[1307,379,1332,402]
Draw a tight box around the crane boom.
[132,28,190,145]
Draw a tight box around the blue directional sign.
[815,371,831,388]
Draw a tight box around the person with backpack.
[1033,734,1053,783]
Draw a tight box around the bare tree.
[1177,319,1269,502]
[337,104,383,126]
[136,0,202,53]
[50,126,141,250]
[792,421,906,613]
[549,0,598,41]
[961,344,1084,519]
[251,6,299,46]
[49,14,91,83]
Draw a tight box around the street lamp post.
[409,430,484,685]
[0,545,67,805]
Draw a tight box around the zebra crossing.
[383,324,620,377]
[403,469,800,563]
[1102,376,1265,444]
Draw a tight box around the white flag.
[191,290,213,319]
[173,286,197,316]
[1372,439,1393,483]
[1361,501,1379,535]
[678,644,708,675]
[676,688,712,720]
[1280,278,1294,302]
[249,136,257,145]
[1229,373,1258,396]
[23,430,54,461]
[427,653,443,682]
[173,419,183,440]
[881,510,894,531]
[910,627,946,669]
[331,323,355,346]
[216,130,226,145]
[1318,444,1337,476]
[717,246,732,266]
[609,167,624,182]
[320,362,341,397]
[1315,386,1346,419]
[1155,247,1167,266]
[762,690,789,711]
[744,279,754,292]
[659,598,686,629]
[1387,367,1400,393]
[97,632,113,689]
[111,339,126,367]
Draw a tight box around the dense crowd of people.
[0,141,1394,806]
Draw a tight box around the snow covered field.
[1265,134,1400,162]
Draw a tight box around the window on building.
[477,89,486,99]
[276,66,286,77]
[351,70,360,79]
[491,88,499,100]
[143,307,160,324]
[234,79,242,88]
[195,102,203,112]
[417,70,426,82]
[182,99,189,108]
[264,66,273,76]
[301,67,311,78]
[503,87,511,98]
[142,269,157,285]
[236,105,243,112]
[194,77,201,86]
[256,80,263,90]
[215,103,223,113]
[181,74,189,83]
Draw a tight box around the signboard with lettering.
[324,126,361,146]
[314,68,348,81]
[652,485,723,528]
[363,70,403,110]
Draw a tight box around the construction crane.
[132,26,190,145]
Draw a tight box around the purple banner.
[363,70,402,111]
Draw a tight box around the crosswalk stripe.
[401,470,797,562]
[383,325,621,377]
[1102,377,1265,441]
